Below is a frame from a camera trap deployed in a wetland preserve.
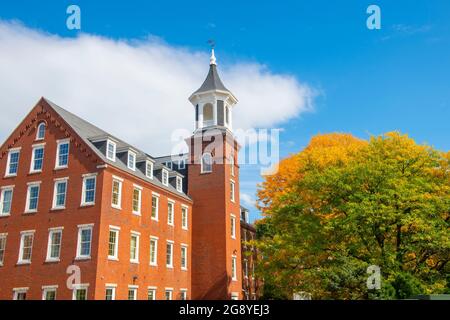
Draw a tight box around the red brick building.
[0,51,244,300]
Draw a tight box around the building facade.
[0,51,247,300]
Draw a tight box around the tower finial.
[207,39,216,65]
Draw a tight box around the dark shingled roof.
[192,64,230,95]
[43,98,191,201]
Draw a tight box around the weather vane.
[207,39,215,49]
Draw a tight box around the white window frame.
[165,161,173,170]
[36,122,46,140]
[72,284,89,300]
[181,205,188,230]
[132,185,142,215]
[76,224,93,260]
[0,233,7,266]
[52,178,68,210]
[181,244,188,271]
[25,182,41,213]
[162,169,169,186]
[18,230,35,265]
[55,139,70,169]
[167,200,175,226]
[130,231,140,264]
[0,186,14,216]
[5,148,20,177]
[81,173,97,206]
[149,236,158,266]
[147,287,157,300]
[111,176,123,209]
[231,255,237,281]
[108,226,120,261]
[128,285,138,300]
[178,159,186,170]
[146,160,154,179]
[105,284,117,300]
[230,180,235,203]
[165,288,173,300]
[201,153,212,173]
[230,155,235,176]
[42,285,58,300]
[180,289,188,300]
[46,227,63,262]
[166,240,174,268]
[127,151,136,171]
[13,287,29,300]
[30,144,45,173]
[151,193,159,221]
[176,176,183,192]
[231,214,236,239]
[106,140,117,162]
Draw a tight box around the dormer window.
[178,159,186,170]
[36,123,46,140]
[162,169,169,186]
[176,176,183,192]
[127,151,136,171]
[165,161,173,170]
[106,140,116,162]
[146,161,153,179]
[201,153,212,173]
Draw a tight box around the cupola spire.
[210,48,217,65]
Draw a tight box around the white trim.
[167,200,174,226]
[146,160,154,179]
[231,214,236,239]
[132,186,142,215]
[24,183,40,214]
[130,231,140,264]
[127,150,137,171]
[181,244,188,270]
[166,241,174,268]
[72,284,89,300]
[81,174,96,207]
[5,149,20,177]
[231,255,238,281]
[76,225,93,260]
[36,122,46,140]
[17,231,35,265]
[111,178,123,210]
[151,194,159,221]
[106,140,117,162]
[112,175,124,182]
[161,169,169,186]
[29,144,45,174]
[108,227,120,261]
[149,236,158,266]
[105,283,117,287]
[46,228,63,262]
[51,178,68,210]
[181,206,188,230]
[0,186,14,217]
[55,139,70,170]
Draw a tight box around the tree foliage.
[255,132,450,299]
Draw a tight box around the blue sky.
[1,0,449,221]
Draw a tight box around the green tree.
[255,132,450,299]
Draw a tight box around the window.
[230,180,235,202]
[167,201,174,226]
[181,245,188,270]
[105,285,116,300]
[181,206,188,230]
[73,285,88,300]
[128,286,138,300]
[151,194,159,220]
[46,228,63,262]
[165,289,173,300]
[25,183,40,213]
[149,237,158,266]
[231,215,236,239]
[0,233,7,266]
[225,106,230,125]
[108,227,120,260]
[42,286,57,300]
[55,140,69,169]
[230,155,235,176]
[76,225,93,259]
[13,288,28,300]
[231,255,237,281]
[148,287,157,300]
[6,149,20,176]
[176,176,183,192]
[132,186,142,215]
[201,153,212,173]
[203,103,213,122]
[0,186,14,216]
[166,241,173,268]
[36,123,46,140]
[165,161,173,170]
[30,144,45,173]
[111,177,122,209]
[130,231,140,263]
[127,151,136,171]
[231,292,239,300]
[52,179,68,209]
[81,174,96,206]
[18,231,34,264]
[106,140,116,161]
[146,161,153,179]
[180,290,187,300]
[162,169,169,186]
[178,159,185,169]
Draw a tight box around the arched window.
[203,103,213,126]
[36,122,46,140]
[201,153,212,173]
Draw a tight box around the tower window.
[225,106,230,125]
[203,103,213,126]
[201,153,212,173]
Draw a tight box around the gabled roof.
[43,98,191,200]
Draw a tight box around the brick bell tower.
[187,49,242,300]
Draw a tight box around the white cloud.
[240,192,256,208]
[0,20,314,156]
